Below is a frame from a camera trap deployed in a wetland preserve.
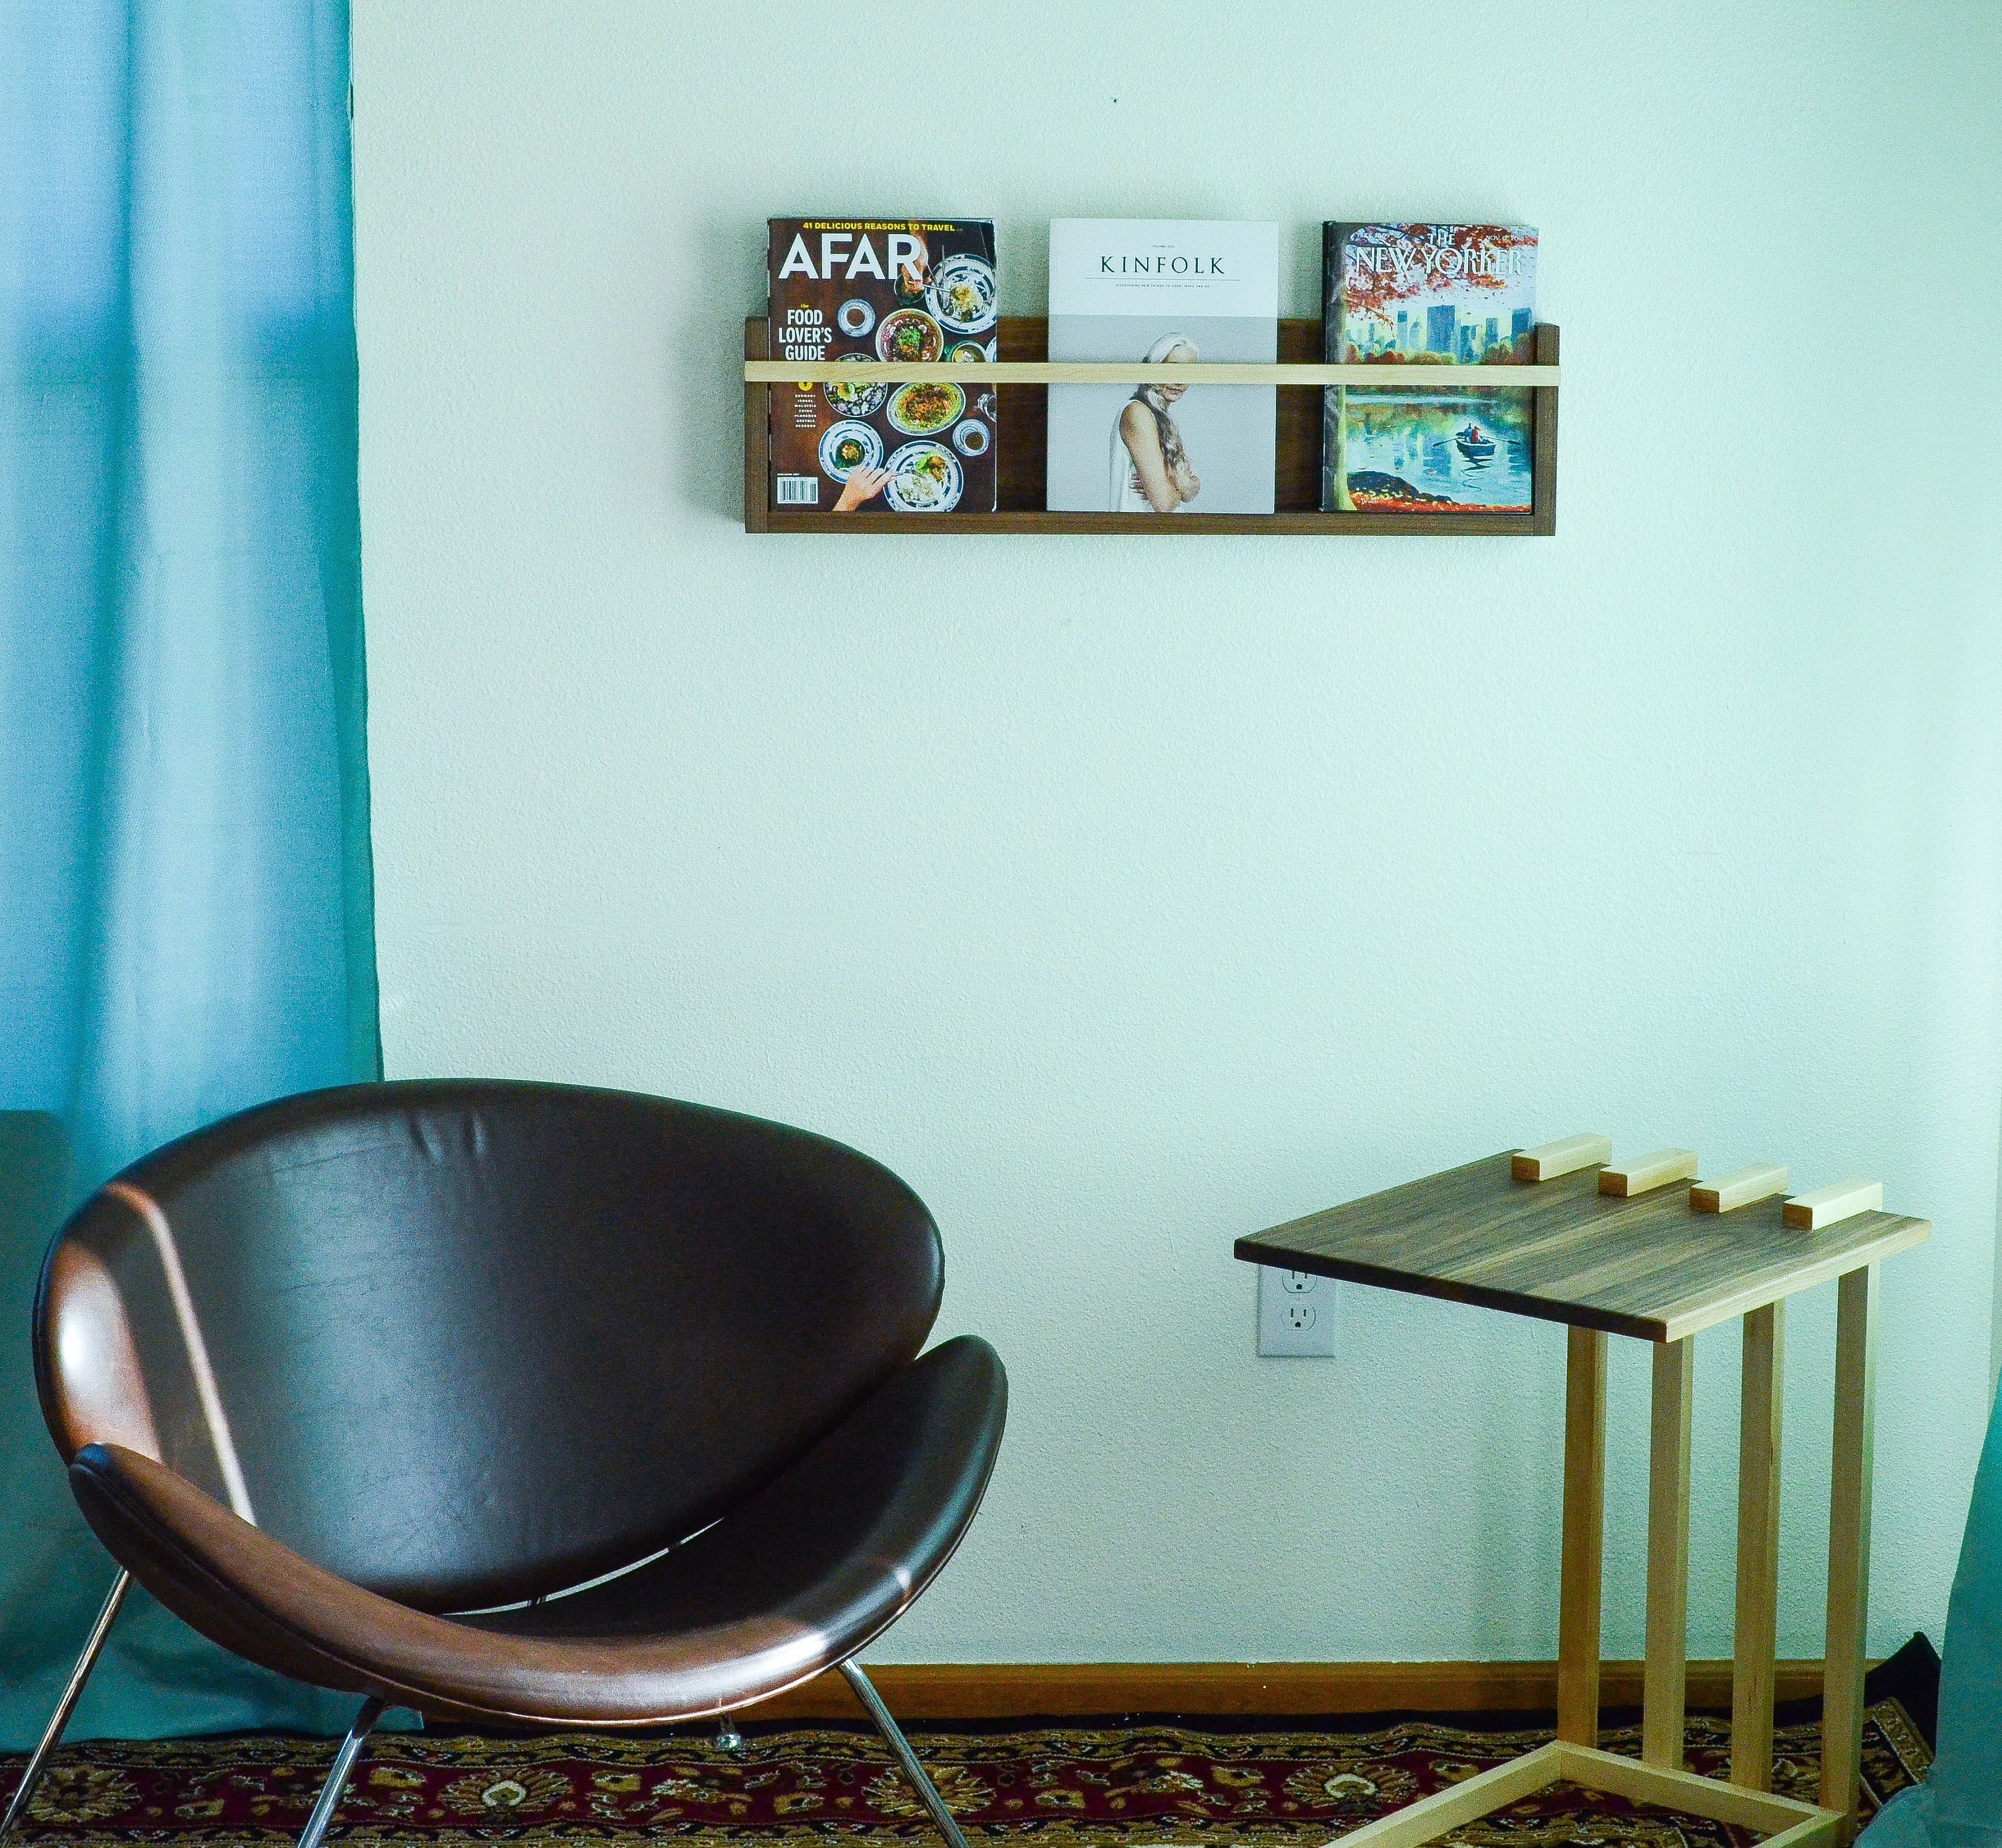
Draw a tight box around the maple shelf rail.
[742,314,1559,537]
[744,360,1564,387]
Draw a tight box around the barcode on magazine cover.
[775,474,819,506]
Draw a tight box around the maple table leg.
[1642,1336,1694,1768]
[1732,1302,1785,1791]
[1820,1265,1877,1841]
[1558,1325,1608,1747]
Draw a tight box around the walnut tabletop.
[1234,1151,1930,1344]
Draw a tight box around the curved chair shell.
[22,1085,1006,1847]
[37,1081,949,1614]
[66,1336,1006,1723]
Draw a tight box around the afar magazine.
[1321,222,1538,515]
[765,218,998,515]
[1046,220,1278,515]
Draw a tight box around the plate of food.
[883,440,962,513]
[886,380,964,436]
[951,418,989,457]
[876,308,944,363]
[928,254,997,334]
[818,420,883,482]
[949,340,987,364]
[823,354,889,419]
[836,298,876,338]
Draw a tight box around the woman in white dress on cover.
[1112,333,1201,513]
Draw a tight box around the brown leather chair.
[10,1081,1006,1848]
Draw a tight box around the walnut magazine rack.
[742,316,1560,535]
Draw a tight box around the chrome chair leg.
[715,1717,744,1751]
[294,1696,384,1848]
[840,1660,971,1848]
[0,1570,132,1841]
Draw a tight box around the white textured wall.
[354,0,2002,1665]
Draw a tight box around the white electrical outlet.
[1257,1266,1337,1357]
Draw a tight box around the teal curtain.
[0,0,378,1743]
[1862,1369,2002,1845]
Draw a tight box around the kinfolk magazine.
[1321,223,1538,514]
[765,219,998,515]
[1046,220,1278,515]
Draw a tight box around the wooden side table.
[1235,1139,1929,1847]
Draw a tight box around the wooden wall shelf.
[742,316,1559,536]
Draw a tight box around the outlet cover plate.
[1257,1265,1337,1357]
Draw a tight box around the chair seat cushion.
[69,1336,1005,1724]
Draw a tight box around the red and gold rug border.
[1,1701,1925,1847]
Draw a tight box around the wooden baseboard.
[752,1660,1831,1722]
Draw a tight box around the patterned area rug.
[3,1702,1929,1846]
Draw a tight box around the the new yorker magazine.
[1321,223,1537,514]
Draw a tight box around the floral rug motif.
[2,1701,1929,1846]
